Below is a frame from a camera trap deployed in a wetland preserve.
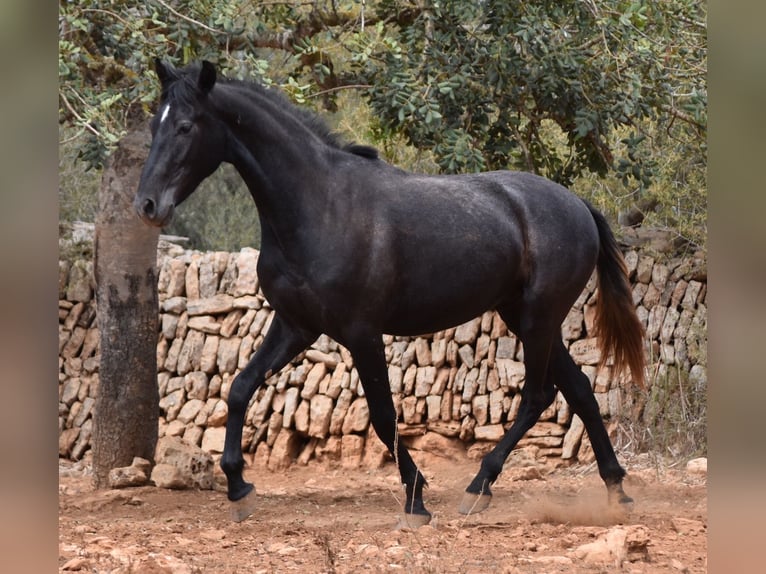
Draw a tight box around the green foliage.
[355,1,706,185]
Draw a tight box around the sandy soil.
[59,451,707,573]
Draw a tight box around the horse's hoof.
[614,496,634,515]
[396,511,432,530]
[229,487,257,523]
[458,492,492,515]
[607,485,633,506]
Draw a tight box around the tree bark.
[92,124,160,488]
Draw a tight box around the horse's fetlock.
[220,455,244,476]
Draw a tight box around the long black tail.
[587,203,647,388]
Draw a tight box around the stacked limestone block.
[58,244,707,470]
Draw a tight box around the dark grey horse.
[134,60,645,526]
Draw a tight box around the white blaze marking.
[160,104,171,124]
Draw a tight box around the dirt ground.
[59,451,707,573]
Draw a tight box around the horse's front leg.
[346,332,432,527]
[220,314,315,522]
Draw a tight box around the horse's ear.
[199,61,217,95]
[154,58,173,87]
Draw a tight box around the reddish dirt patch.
[59,453,707,573]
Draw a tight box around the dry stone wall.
[58,244,707,470]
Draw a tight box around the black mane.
[165,62,379,160]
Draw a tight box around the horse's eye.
[177,121,193,135]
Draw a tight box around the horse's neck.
[219,91,330,253]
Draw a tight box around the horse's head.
[134,59,226,227]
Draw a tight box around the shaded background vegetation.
[59,0,706,252]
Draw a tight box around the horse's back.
[389,169,599,269]
[360,168,598,334]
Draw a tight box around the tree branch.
[306,83,372,98]
[59,89,101,139]
[152,0,225,35]
[660,104,705,133]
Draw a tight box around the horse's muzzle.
[134,195,174,227]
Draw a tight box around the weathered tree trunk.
[93,124,160,488]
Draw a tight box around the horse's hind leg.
[460,319,558,515]
[220,314,316,522]
[346,333,431,527]
[550,340,632,507]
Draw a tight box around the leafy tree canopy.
[59,0,706,248]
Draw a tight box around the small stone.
[305,349,339,369]
[131,457,152,475]
[473,424,504,441]
[61,557,91,571]
[495,336,516,360]
[177,331,205,375]
[315,436,342,462]
[150,463,186,489]
[268,429,301,471]
[108,465,148,488]
[341,434,365,468]
[220,309,244,338]
[454,317,482,345]
[457,345,475,368]
[562,415,585,459]
[341,397,370,434]
[187,316,220,334]
[495,359,525,390]
[217,337,241,374]
[472,394,489,426]
[507,467,542,481]
[187,295,234,316]
[426,420,461,438]
[301,363,327,400]
[636,256,654,283]
[201,427,227,454]
[177,399,205,424]
[59,427,80,457]
[408,432,464,459]
[200,336,220,374]
[184,371,209,401]
[414,366,436,397]
[572,525,649,565]
[294,400,310,434]
[232,249,259,296]
[155,436,215,490]
[569,338,601,365]
[425,395,441,421]
[308,394,334,438]
[162,296,187,313]
[685,457,707,476]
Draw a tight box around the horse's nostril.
[142,198,156,217]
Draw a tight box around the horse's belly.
[381,282,516,337]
